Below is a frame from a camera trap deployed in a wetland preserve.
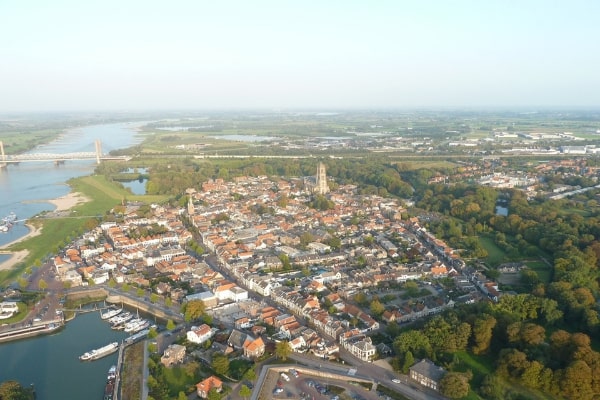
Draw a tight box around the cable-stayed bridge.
[0,140,130,167]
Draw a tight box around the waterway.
[0,311,129,399]
[0,122,144,397]
[0,122,144,259]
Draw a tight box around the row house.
[234,316,252,330]
[344,304,379,332]
[79,244,106,259]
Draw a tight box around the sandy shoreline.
[47,191,91,212]
[0,192,90,271]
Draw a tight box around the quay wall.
[105,295,182,321]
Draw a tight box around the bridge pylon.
[0,141,5,169]
[95,140,102,164]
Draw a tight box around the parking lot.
[256,368,382,400]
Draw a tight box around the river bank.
[0,191,90,271]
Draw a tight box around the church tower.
[187,195,195,216]
[315,162,329,195]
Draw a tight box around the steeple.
[187,195,195,215]
[315,162,329,195]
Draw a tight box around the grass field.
[478,235,507,266]
[524,260,553,284]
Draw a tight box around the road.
[204,254,445,400]
[289,352,445,400]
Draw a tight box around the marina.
[0,212,17,232]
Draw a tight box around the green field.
[524,260,553,284]
[478,235,507,266]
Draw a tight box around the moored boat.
[130,319,150,333]
[100,307,122,320]
[79,342,119,361]
[122,317,142,332]
[107,365,117,381]
[109,311,132,326]
[125,328,149,344]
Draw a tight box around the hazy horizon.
[2,1,600,112]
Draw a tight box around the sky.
[1,0,599,112]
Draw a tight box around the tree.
[211,353,230,375]
[165,297,172,307]
[353,292,368,306]
[239,384,252,399]
[166,319,176,330]
[439,372,470,399]
[369,299,385,317]
[147,327,158,339]
[183,361,199,378]
[183,300,206,322]
[243,366,256,381]
[393,331,431,360]
[561,360,594,400]
[478,375,505,400]
[207,388,222,400]
[471,314,496,355]
[402,351,414,373]
[0,380,34,400]
[136,288,145,297]
[275,340,292,361]
[177,392,187,400]
[38,279,47,292]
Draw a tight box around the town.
[18,162,506,399]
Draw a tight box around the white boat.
[109,311,132,325]
[124,318,146,333]
[107,365,117,380]
[101,307,122,320]
[79,342,119,361]
[130,319,150,333]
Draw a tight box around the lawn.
[478,235,507,266]
[163,365,198,396]
[524,260,553,284]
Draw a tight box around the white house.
[187,324,214,344]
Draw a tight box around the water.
[0,122,144,398]
[0,311,129,399]
[0,122,144,248]
[121,179,147,195]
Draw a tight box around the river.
[0,122,144,398]
[0,122,144,258]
